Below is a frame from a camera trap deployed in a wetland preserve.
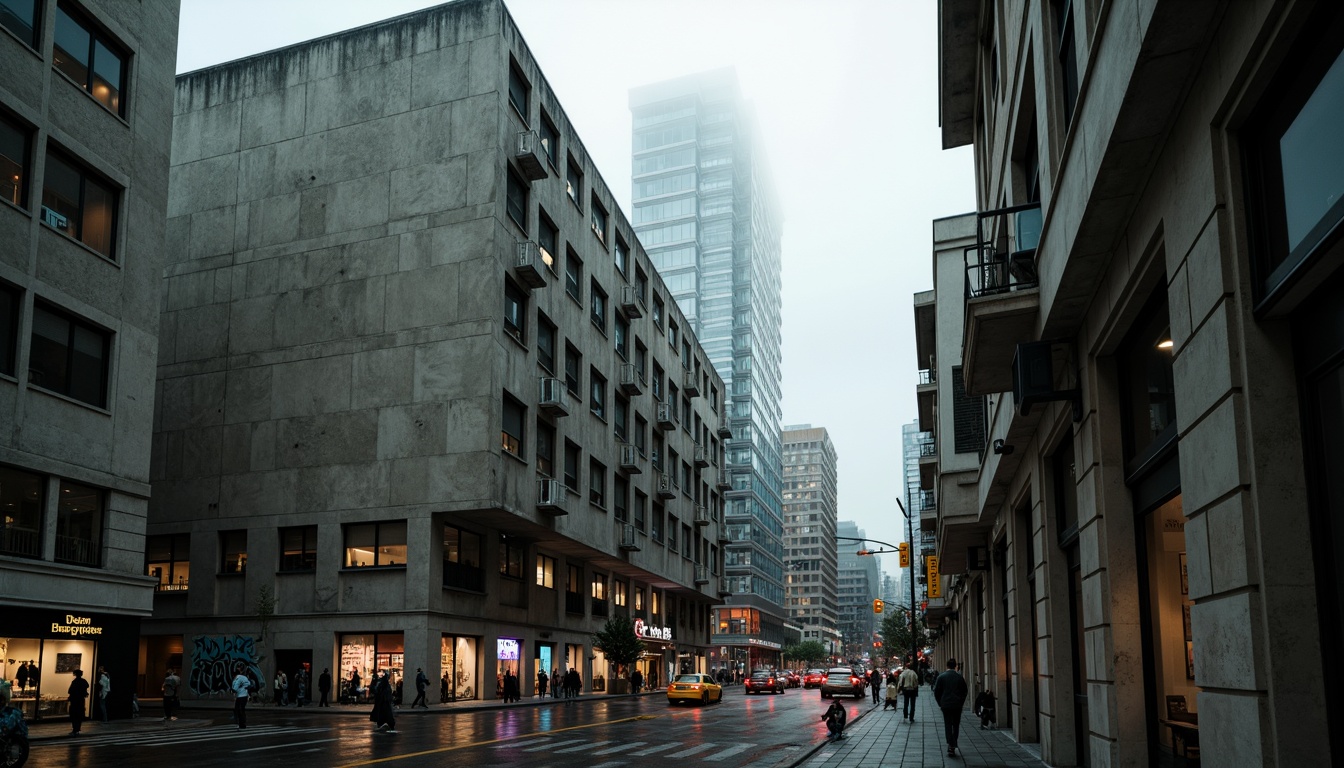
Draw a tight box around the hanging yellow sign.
[898,542,910,568]
[927,555,942,598]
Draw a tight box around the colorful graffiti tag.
[189,635,265,696]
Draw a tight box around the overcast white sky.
[176,0,975,569]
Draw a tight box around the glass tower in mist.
[630,69,788,661]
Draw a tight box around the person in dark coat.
[411,668,429,708]
[870,668,882,703]
[630,668,643,694]
[821,699,847,740]
[536,670,549,698]
[933,659,969,758]
[318,668,332,707]
[564,668,581,699]
[67,669,90,735]
[974,687,997,729]
[441,671,451,703]
[503,671,519,703]
[16,662,29,693]
[370,671,396,733]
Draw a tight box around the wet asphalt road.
[26,688,878,768]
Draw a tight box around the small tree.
[880,611,933,663]
[591,615,646,683]
[783,640,828,668]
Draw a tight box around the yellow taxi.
[666,673,723,706]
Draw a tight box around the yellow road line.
[337,714,661,767]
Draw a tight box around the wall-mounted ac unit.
[693,505,709,527]
[655,402,675,431]
[682,368,700,397]
[716,472,732,490]
[694,565,710,585]
[619,443,641,474]
[620,285,643,318]
[537,478,567,515]
[619,363,642,395]
[620,523,640,552]
[656,472,676,499]
[693,445,709,468]
[515,131,548,181]
[539,377,569,416]
[515,241,549,290]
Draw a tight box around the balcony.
[914,290,937,432]
[917,369,937,434]
[962,203,1042,395]
[695,565,710,586]
[917,434,937,490]
[718,577,732,597]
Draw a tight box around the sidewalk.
[788,700,1047,768]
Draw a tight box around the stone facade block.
[414,336,493,401]
[410,44,471,109]
[172,303,230,362]
[304,58,411,135]
[219,469,297,520]
[1172,298,1237,427]
[390,158,469,220]
[275,411,380,468]
[247,193,302,248]
[224,366,273,424]
[351,346,415,410]
[241,84,307,150]
[171,98,241,164]
[159,371,226,431]
[1178,394,1247,514]
[272,278,385,348]
[377,402,450,460]
[169,153,238,217]
[1199,691,1266,768]
[270,355,353,419]
[296,462,390,513]
[385,264,460,331]
[1192,592,1260,690]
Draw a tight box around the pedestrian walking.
[820,699,847,740]
[630,668,643,694]
[370,671,397,733]
[348,669,362,704]
[898,664,920,721]
[503,670,520,702]
[162,668,181,721]
[974,686,997,729]
[231,665,251,729]
[564,668,581,699]
[870,668,882,703]
[536,669,548,698]
[441,671,451,703]
[67,669,90,735]
[275,669,288,706]
[411,667,429,708]
[933,658,969,758]
[296,667,308,706]
[95,666,110,722]
[318,668,332,707]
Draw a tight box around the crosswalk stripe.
[629,743,678,756]
[667,743,718,758]
[38,724,294,747]
[521,737,587,752]
[151,727,329,747]
[237,738,338,753]
[557,740,612,753]
[589,762,626,768]
[592,741,647,755]
[704,743,756,761]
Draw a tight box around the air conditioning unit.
[717,529,730,545]
[515,241,549,290]
[620,285,643,318]
[716,472,732,491]
[682,369,700,397]
[693,444,710,468]
[693,505,709,527]
[619,443,642,474]
[717,424,733,439]
[694,565,710,585]
[40,206,69,231]
[717,576,732,597]
[514,130,548,180]
[619,363,642,395]
[655,402,675,431]
[537,478,567,515]
[620,523,640,552]
[539,377,569,417]
[656,472,676,499]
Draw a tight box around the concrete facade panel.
[1178,394,1247,514]
[1192,592,1259,690]
[410,43,470,108]
[270,355,353,419]
[240,84,307,150]
[385,264,460,331]
[413,336,493,401]
[351,346,415,410]
[389,157,469,220]
[171,99,241,164]
[187,205,237,260]
[224,366,273,424]
[1198,691,1267,768]
[376,402,450,460]
[172,303,230,362]
[168,153,238,217]
[275,411,380,469]
[303,58,412,135]
[159,371,226,431]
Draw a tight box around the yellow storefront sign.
[927,556,941,598]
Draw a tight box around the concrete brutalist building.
[922,0,1344,765]
[0,0,180,719]
[145,0,731,701]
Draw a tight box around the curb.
[785,699,881,768]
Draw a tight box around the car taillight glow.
[851,677,861,684]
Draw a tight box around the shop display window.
[339,633,404,702]
[440,635,478,701]
[0,636,97,720]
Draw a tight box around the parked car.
[803,669,827,688]
[666,673,723,706]
[744,670,786,695]
[783,670,802,688]
[819,667,866,699]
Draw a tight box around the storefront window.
[55,480,102,567]
[440,635,478,701]
[1142,495,1199,753]
[496,638,521,697]
[1,465,45,558]
[146,533,190,591]
[339,633,404,701]
[0,617,103,721]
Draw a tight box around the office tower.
[782,425,839,656]
[836,521,880,662]
[630,68,786,672]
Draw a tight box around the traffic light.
[898,541,910,568]
[873,598,884,614]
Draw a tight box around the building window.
[539,112,558,166]
[590,195,607,244]
[42,148,117,257]
[220,530,247,574]
[565,248,582,302]
[344,521,407,568]
[635,341,647,382]
[668,384,679,417]
[499,534,524,579]
[615,316,628,359]
[668,320,679,349]
[29,301,110,408]
[0,0,39,48]
[590,280,607,331]
[1054,0,1079,127]
[536,553,555,588]
[0,465,44,558]
[536,419,555,477]
[55,479,102,567]
[951,367,986,454]
[653,296,664,329]
[443,524,483,591]
[280,525,317,572]
[538,210,558,269]
[537,313,556,372]
[613,579,627,608]
[614,475,629,523]
[635,586,645,611]
[1,112,31,208]
[591,572,608,617]
[507,60,529,119]
[651,504,663,542]
[504,278,526,342]
[634,415,647,456]
[1119,289,1177,470]
[589,459,606,508]
[634,490,647,532]
[53,4,127,115]
[506,167,527,229]
[614,236,629,277]
[614,394,628,442]
[668,515,678,552]
[563,439,580,492]
[564,342,581,397]
[0,282,18,377]
[635,268,648,306]
[652,362,664,400]
[146,533,190,591]
[566,158,582,208]
[502,392,525,458]
[590,368,606,420]
[566,564,583,614]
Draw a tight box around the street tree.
[592,614,647,680]
[880,611,933,663]
[782,640,829,668]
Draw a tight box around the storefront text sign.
[633,619,673,642]
[52,614,103,636]
[927,556,942,599]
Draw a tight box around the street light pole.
[837,496,919,669]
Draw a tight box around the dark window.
[564,342,581,397]
[566,564,583,613]
[502,392,525,457]
[634,414,647,456]
[42,148,117,257]
[563,439,580,491]
[614,475,629,523]
[590,280,607,331]
[536,419,555,477]
[1,111,32,209]
[1052,431,1078,542]
[565,248,582,302]
[590,367,606,420]
[1119,288,1176,471]
[146,533,190,591]
[589,459,606,507]
[1054,0,1079,127]
[591,195,607,244]
[635,340,647,381]
[54,479,101,567]
[591,572,608,617]
[507,62,529,119]
[669,320,679,349]
[0,464,44,558]
[538,210,558,269]
[504,278,526,342]
[634,490,647,531]
[506,167,527,229]
[53,3,127,115]
[636,268,649,305]
[280,525,317,572]
[537,314,556,372]
[951,367,986,454]
[651,504,663,542]
[29,301,110,408]
[566,158,582,208]
[614,236,629,276]
[653,296,664,329]
[0,0,40,48]
[499,534,524,579]
[0,282,18,377]
[614,394,628,442]
[344,521,406,568]
[668,514,678,552]
[443,524,483,591]
[615,315,628,358]
[220,529,247,574]
[652,361,664,400]
[539,112,558,166]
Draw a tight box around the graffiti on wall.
[189,635,265,696]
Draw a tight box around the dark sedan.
[744,670,786,694]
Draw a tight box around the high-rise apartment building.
[0,0,180,720]
[900,421,930,617]
[835,521,880,662]
[630,69,786,671]
[144,0,730,702]
[782,425,839,656]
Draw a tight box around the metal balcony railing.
[964,202,1042,299]
[55,535,99,567]
[919,491,937,511]
[918,369,936,385]
[918,438,937,458]
[0,527,41,557]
